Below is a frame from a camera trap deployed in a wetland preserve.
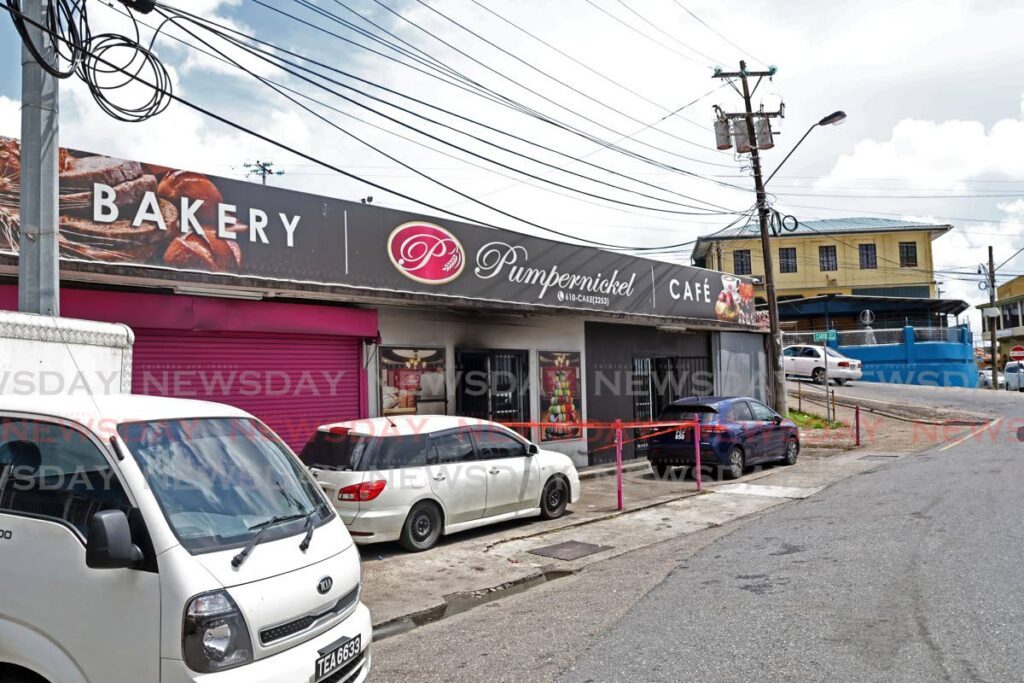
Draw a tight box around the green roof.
[693,217,952,260]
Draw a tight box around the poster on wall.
[379,347,446,416]
[539,351,582,442]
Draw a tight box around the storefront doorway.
[632,355,713,455]
[455,349,530,432]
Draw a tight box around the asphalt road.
[558,390,1024,682]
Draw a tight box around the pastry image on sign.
[0,136,243,273]
[539,351,582,443]
[387,221,465,285]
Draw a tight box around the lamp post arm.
[764,122,818,187]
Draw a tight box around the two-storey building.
[692,217,950,303]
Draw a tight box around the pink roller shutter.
[131,330,362,451]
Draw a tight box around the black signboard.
[0,136,757,325]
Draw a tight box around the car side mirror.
[773,415,783,425]
[86,509,144,570]
[527,443,539,455]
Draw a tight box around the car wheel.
[812,367,826,384]
[399,501,442,552]
[782,438,799,465]
[540,476,570,519]
[723,446,744,480]
[652,463,672,480]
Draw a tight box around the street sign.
[1011,346,1024,361]
[813,330,837,342]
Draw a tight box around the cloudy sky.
[2,0,1023,330]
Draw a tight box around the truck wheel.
[723,447,744,480]
[812,368,826,384]
[399,501,442,552]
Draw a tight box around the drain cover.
[858,454,899,461]
[529,540,611,561]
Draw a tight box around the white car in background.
[783,345,864,385]
[978,369,1005,389]
[301,416,581,552]
[1004,362,1024,391]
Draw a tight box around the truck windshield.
[117,417,331,554]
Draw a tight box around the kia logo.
[388,222,465,285]
[317,576,333,595]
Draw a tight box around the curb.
[578,460,651,480]
[787,390,989,426]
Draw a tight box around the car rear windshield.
[298,431,372,471]
[658,406,717,423]
[299,431,433,471]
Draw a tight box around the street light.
[764,111,847,186]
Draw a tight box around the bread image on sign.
[0,136,244,273]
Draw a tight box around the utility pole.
[713,61,787,413]
[244,160,284,185]
[18,0,60,316]
[988,246,999,391]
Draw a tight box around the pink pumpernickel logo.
[387,222,465,285]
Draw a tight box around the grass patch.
[788,410,844,430]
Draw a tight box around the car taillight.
[338,480,386,502]
[702,424,730,434]
[838,361,850,368]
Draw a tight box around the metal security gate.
[455,349,530,433]
[131,331,362,451]
[632,355,713,454]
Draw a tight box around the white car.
[0,394,370,683]
[978,369,1005,389]
[1004,362,1024,391]
[301,416,581,552]
[783,345,863,385]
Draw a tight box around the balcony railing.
[784,326,966,348]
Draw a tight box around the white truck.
[0,312,371,683]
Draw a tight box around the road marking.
[939,417,1002,451]
[714,483,822,499]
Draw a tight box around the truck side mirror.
[527,443,539,455]
[86,509,144,570]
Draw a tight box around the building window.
[733,250,752,275]
[899,242,918,268]
[819,245,838,272]
[1002,302,1020,330]
[858,244,877,270]
[778,247,797,273]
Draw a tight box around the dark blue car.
[647,396,800,480]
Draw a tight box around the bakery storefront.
[0,136,765,463]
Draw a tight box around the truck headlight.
[183,590,253,673]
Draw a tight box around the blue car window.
[748,401,776,421]
[725,402,753,421]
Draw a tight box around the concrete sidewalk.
[360,445,867,634]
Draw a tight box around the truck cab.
[0,393,371,683]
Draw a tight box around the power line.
[157,3,744,216]
[407,0,729,157]
[669,0,767,67]
[469,0,713,133]
[245,0,752,190]
[581,0,714,67]
[613,0,726,65]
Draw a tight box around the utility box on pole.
[18,0,61,316]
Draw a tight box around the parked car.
[978,369,1005,389]
[0,394,371,683]
[783,345,863,385]
[1004,362,1024,391]
[301,416,581,552]
[647,397,800,480]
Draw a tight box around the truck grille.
[260,585,360,645]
